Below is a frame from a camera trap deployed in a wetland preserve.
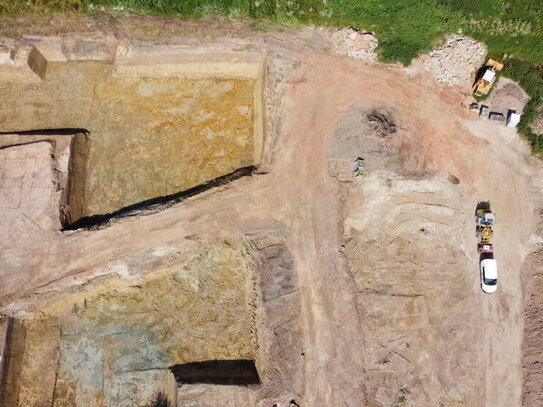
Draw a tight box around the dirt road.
[1,35,541,406]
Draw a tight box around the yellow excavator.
[479,226,493,244]
[476,201,495,245]
[474,59,504,97]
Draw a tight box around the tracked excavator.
[476,201,496,252]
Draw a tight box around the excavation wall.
[1,240,256,407]
[0,41,265,225]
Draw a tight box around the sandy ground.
[1,25,542,406]
[487,77,530,117]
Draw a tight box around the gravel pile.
[423,35,487,86]
[330,28,378,61]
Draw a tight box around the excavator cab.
[476,210,496,226]
[475,201,496,226]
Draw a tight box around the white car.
[480,253,498,293]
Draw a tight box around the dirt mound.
[327,105,402,175]
[330,28,378,61]
[529,106,543,135]
[367,109,397,138]
[423,35,487,86]
[487,77,529,116]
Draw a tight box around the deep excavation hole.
[0,129,258,231]
[2,52,265,232]
[170,360,260,385]
[1,240,259,405]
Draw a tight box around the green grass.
[1,0,541,63]
[1,0,542,152]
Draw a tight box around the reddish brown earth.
[1,21,542,407]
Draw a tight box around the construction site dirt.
[1,20,543,407]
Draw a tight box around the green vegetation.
[393,395,407,406]
[0,0,542,152]
[2,1,541,63]
[503,59,543,154]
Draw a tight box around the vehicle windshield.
[484,278,497,286]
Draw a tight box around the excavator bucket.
[487,58,504,71]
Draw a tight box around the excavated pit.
[0,240,258,406]
[0,230,302,407]
[0,39,277,407]
[0,41,265,228]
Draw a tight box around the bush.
[502,58,543,154]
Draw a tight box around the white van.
[480,253,498,293]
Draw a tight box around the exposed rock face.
[70,76,256,223]
[106,369,178,407]
[172,231,304,406]
[423,35,487,86]
[0,141,60,232]
[1,232,305,407]
[0,40,265,226]
[1,240,257,406]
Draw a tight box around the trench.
[63,165,258,230]
[1,129,258,230]
[0,128,88,136]
[170,360,260,385]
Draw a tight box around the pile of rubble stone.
[423,35,487,86]
[330,27,378,62]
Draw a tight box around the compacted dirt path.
[2,42,540,406]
